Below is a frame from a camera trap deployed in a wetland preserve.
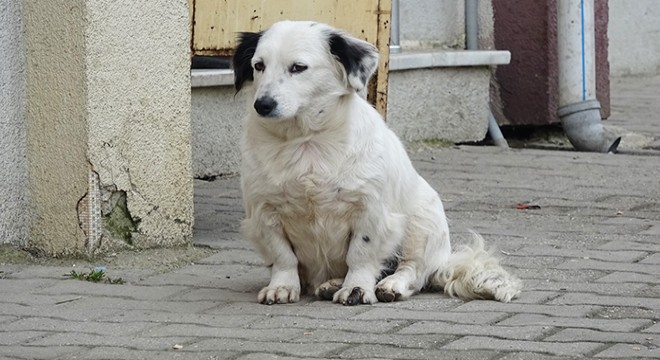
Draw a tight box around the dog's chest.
[273,173,363,224]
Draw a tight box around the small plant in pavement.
[67,268,124,284]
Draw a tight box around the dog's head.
[233,21,379,120]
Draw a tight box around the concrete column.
[84,0,193,252]
[11,0,193,256]
[0,1,30,247]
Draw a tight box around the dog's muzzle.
[254,96,278,117]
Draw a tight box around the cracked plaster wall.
[85,0,193,249]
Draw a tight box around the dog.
[232,20,521,305]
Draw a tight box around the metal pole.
[390,0,401,53]
[465,0,509,148]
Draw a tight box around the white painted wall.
[0,1,30,246]
[609,0,660,75]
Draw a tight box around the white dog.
[233,20,521,305]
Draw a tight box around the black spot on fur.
[328,32,371,85]
[232,32,262,92]
[378,254,400,281]
[362,235,370,243]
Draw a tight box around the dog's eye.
[289,63,308,74]
[254,61,265,72]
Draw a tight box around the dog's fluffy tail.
[431,232,521,303]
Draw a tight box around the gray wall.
[609,0,660,75]
[0,1,29,246]
[400,0,465,49]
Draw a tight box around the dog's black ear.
[233,32,262,92]
[328,32,379,92]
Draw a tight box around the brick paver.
[1,75,659,359]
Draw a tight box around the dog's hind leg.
[375,194,452,302]
[332,208,407,305]
[314,278,344,300]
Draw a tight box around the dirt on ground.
[0,244,216,273]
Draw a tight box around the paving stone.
[548,293,660,310]
[591,305,660,320]
[0,315,17,324]
[642,323,660,333]
[236,354,323,360]
[97,309,263,328]
[511,246,647,262]
[338,344,500,360]
[362,292,465,311]
[0,279,59,294]
[596,271,660,284]
[451,301,598,317]
[598,240,660,252]
[26,333,196,350]
[353,307,508,324]
[525,279,647,296]
[639,253,660,264]
[192,249,262,265]
[189,338,348,358]
[81,346,237,360]
[0,331,50,346]
[289,329,455,348]
[167,288,259,303]
[442,336,603,357]
[545,328,660,346]
[35,281,188,301]
[513,268,607,282]
[0,303,114,322]
[498,314,652,332]
[3,317,153,337]
[398,323,551,341]
[246,315,404,334]
[145,324,304,342]
[497,352,586,360]
[594,343,660,358]
[0,345,86,359]
[207,301,370,320]
[556,258,660,275]
[52,296,219,314]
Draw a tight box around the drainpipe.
[390,0,401,54]
[465,0,509,148]
[557,0,620,153]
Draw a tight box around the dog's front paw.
[332,286,377,306]
[258,285,300,305]
[375,276,413,302]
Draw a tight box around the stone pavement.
[1,75,660,359]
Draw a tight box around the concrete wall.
[1,0,193,255]
[387,67,489,142]
[0,1,30,247]
[23,0,89,255]
[399,0,465,49]
[85,0,194,251]
[192,87,246,178]
[609,0,660,75]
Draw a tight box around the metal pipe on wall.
[465,0,509,148]
[557,0,619,152]
[390,0,401,53]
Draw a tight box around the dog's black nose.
[254,96,277,116]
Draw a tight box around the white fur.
[235,20,521,305]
